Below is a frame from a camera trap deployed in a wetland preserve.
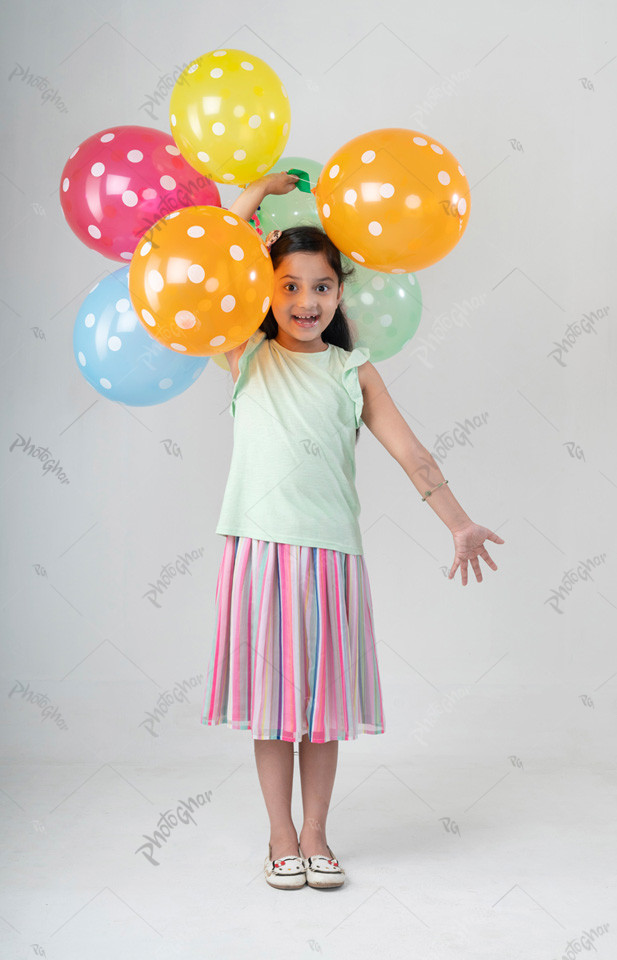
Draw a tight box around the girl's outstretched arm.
[229,171,299,221]
[358,361,505,586]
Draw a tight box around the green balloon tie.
[287,168,312,193]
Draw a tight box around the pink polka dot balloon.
[59,125,221,262]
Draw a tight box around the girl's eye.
[283,283,330,292]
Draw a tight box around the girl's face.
[271,251,343,353]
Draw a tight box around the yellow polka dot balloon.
[313,128,471,273]
[128,206,273,356]
[169,49,291,186]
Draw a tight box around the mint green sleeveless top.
[216,330,370,555]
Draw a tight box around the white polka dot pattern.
[73,266,213,402]
[167,48,291,186]
[313,128,470,272]
[59,126,221,261]
[127,205,275,354]
[188,264,205,283]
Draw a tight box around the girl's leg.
[253,738,299,860]
[297,733,338,858]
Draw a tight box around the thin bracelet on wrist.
[421,479,449,501]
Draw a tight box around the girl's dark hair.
[259,225,363,442]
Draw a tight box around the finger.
[485,530,505,544]
[449,558,459,579]
[478,547,498,571]
[470,556,483,582]
[460,559,468,586]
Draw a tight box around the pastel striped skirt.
[201,536,386,743]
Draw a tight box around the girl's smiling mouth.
[293,315,319,327]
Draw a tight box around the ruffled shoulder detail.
[230,329,267,417]
[341,344,371,429]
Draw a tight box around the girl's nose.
[296,294,317,309]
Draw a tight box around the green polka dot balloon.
[256,156,324,231]
[341,257,422,362]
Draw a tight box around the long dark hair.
[259,225,363,441]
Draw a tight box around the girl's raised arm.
[229,171,299,222]
[225,172,300,370]
[222,172,299,370]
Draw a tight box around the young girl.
[201,171,505,891]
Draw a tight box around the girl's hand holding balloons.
[258,170,301,196]
[228,171,299,224]
[255,156,324,232]
[448,521,505,586]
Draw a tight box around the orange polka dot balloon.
[313,128,471,273]
[128,206,273,356]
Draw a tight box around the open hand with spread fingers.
[448,522,505,585]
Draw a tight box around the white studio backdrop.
[1,0,616,957]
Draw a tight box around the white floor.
[3,718,616,960]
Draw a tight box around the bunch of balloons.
[60,46,471,402]
[60,48,290,405]
[245,133,470,362]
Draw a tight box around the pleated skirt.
[201,536,386,743]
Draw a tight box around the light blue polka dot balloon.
[73,266,208,405]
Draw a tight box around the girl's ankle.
[270,830,299,855]
[300,818,326,839]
